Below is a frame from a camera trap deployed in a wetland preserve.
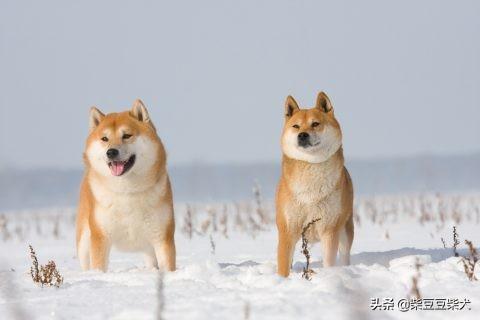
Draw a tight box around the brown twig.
[410,257,422,299]
[301,218,321,280]
[182,205,193,239]
[29,245,40,284]
[253,181,268,224]
[219,206,229,239]
[441,237,447,249]
[209,234,216,255]
[453,226,460,257]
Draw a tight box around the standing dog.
[76,100,176,272]
[276,92,353,277]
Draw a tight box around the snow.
[1,193,479,319]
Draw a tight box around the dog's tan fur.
[76,100,176,272]
[276,92,354,277]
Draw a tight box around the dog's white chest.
[285,166,343,236]
[91,178,170,251]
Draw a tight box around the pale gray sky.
[1,0,479,169]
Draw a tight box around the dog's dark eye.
[101,137,109,142]
[311,122,320,128]
[292,124,300,129]
[122,134,132,140]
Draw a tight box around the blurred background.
[1,0,479,210]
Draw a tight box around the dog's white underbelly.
[97,205,170,251]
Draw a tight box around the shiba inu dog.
[276,92,354,277]
[76,99,176,272]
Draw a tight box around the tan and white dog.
[276,92,354,277]
[76,100,176,272]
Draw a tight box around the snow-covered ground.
[1,192,480,320]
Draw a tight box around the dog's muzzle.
[298,132,311,147]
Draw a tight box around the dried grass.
[28,245,63,288]
[182,205,194,239]
[253,181,268,224]
[0,214,11,241]
[219,206,229,238]
[460,240,478,281]
[209,234,216,255]
[446,227,479,281]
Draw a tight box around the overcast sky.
[1,0,479,169]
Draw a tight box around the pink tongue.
[110,162,125,176]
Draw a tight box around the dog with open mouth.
[276,92,354,277]
[76,99,176,272]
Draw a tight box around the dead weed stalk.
[182,205,193,239]
[28,245,63,288]
[453,226,460,257]
[301,218,321,280]
[409,257,422,299]
[446,227,479,281]
[461,240,478,281]
[209,234,216,255]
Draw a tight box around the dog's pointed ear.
[315,91,333,113]
[285,95,300,119]
[130,99,151,123]
[89,107,105,132]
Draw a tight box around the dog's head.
[281,92,342,163]
[85,99,162,178]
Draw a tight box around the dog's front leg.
[90,232,111,272]
[338,215,354,266]
[277,229,297,277]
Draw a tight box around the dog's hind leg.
[153,238,176,272]
[152,217,176,272]
[144,247,159,269]
[338,215,354,266]
[321,230,340,267]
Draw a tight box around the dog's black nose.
[106,148,119,159]
[298,132,310,147]
[298,132,309,141]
